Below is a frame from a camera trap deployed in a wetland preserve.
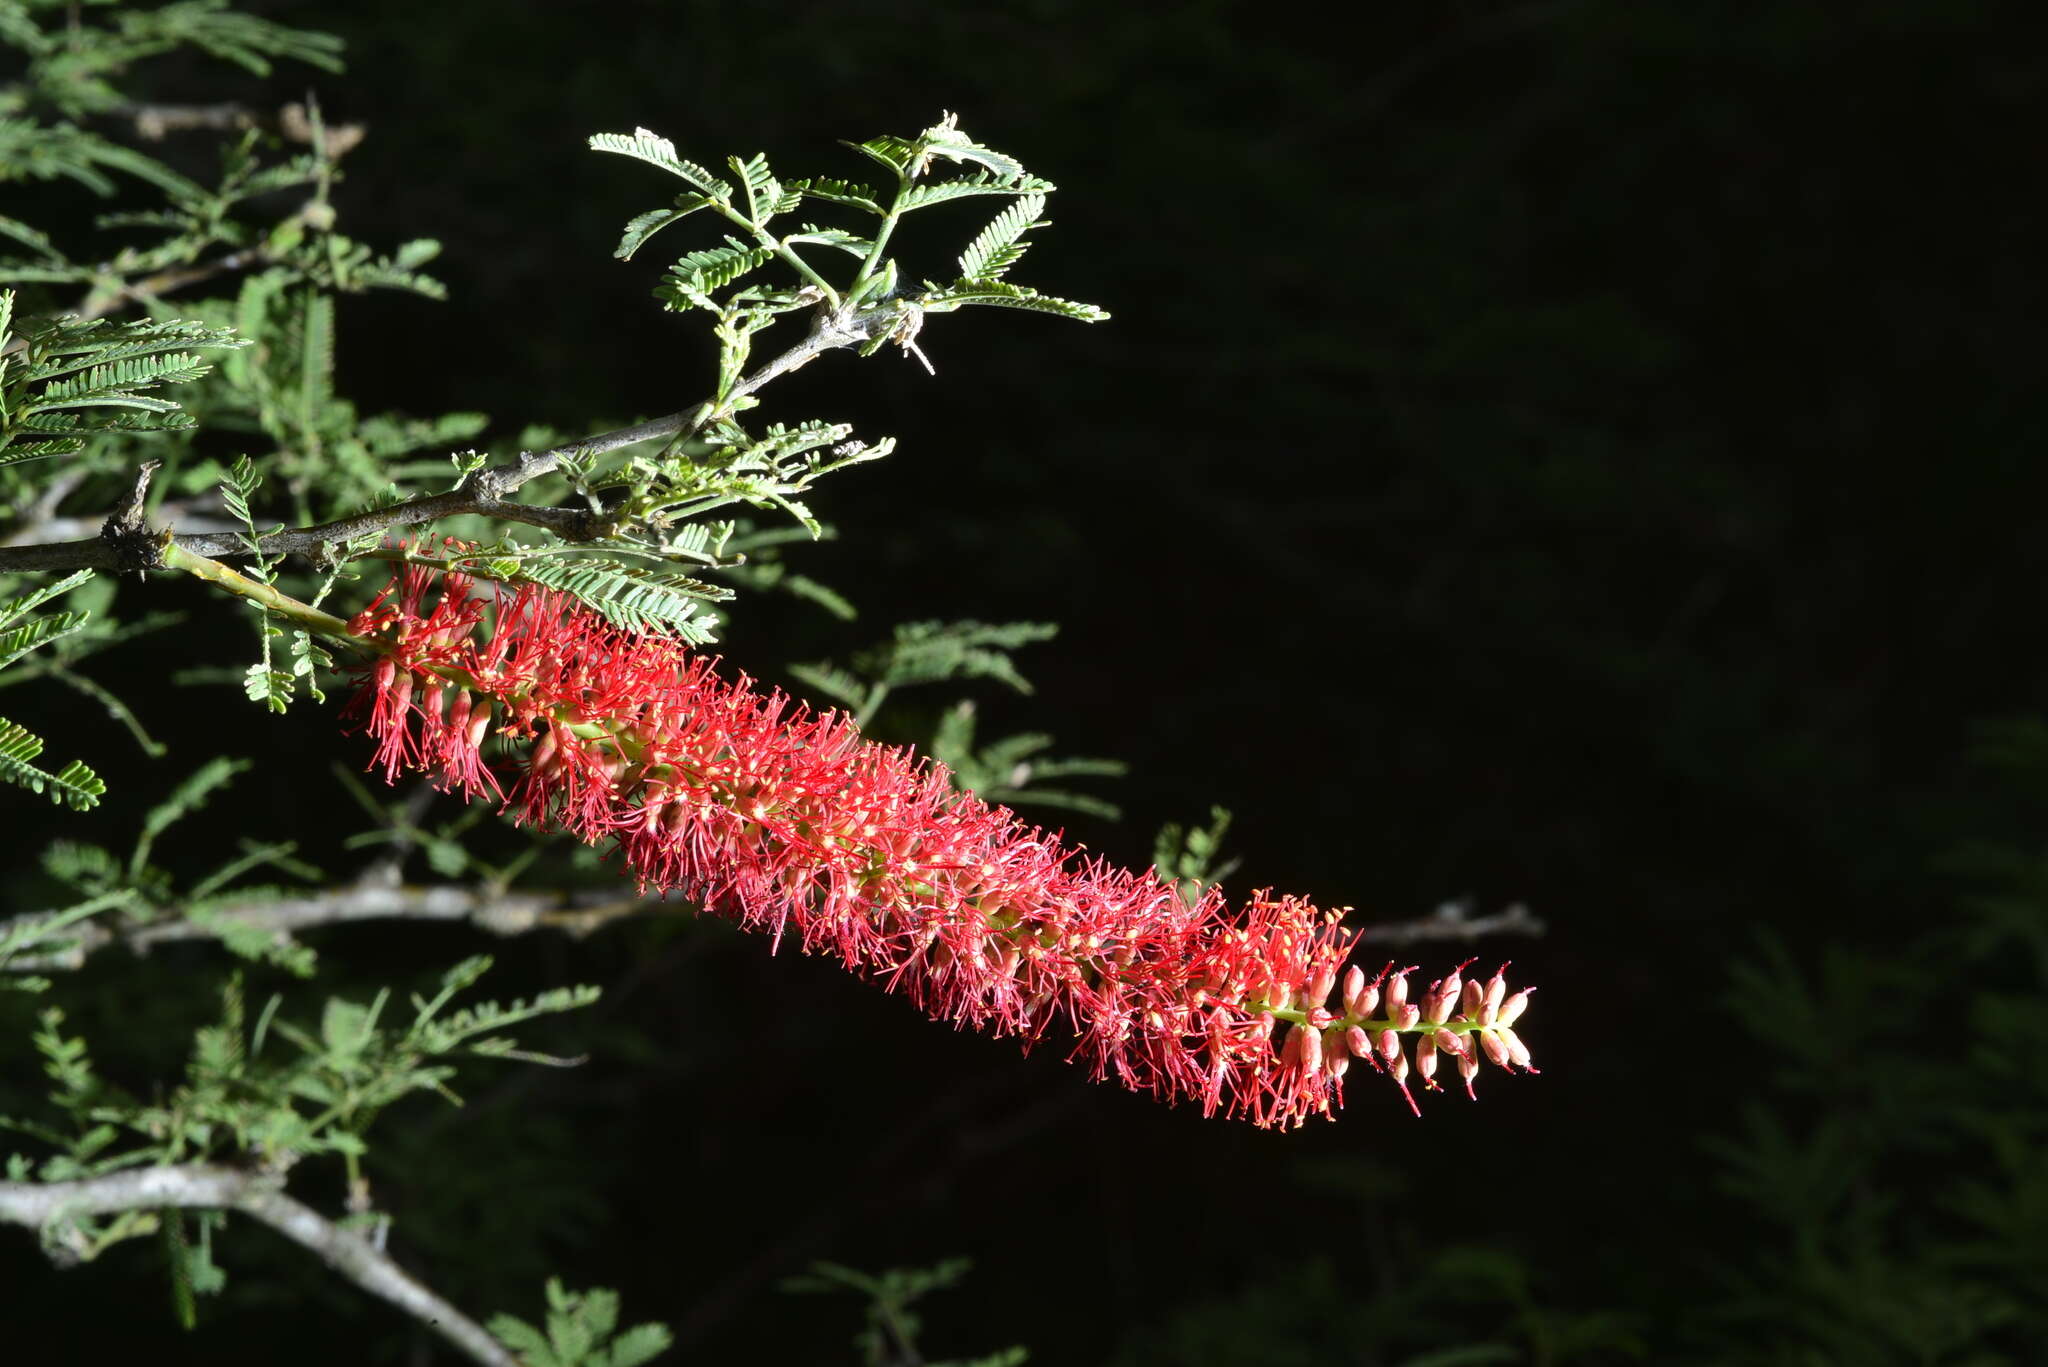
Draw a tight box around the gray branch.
[0,295,894,578]
[0,1164,516,1367]
[0,881,661,975]
[1356,899,1547,947]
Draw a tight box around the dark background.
[5,1,2043,1363]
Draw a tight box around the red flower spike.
[345,564,1539,1127]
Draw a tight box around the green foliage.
[1680,717,2048,1365]
[26,759,328,975]
[0,0,340,131]
[784,1259,1028,1367]
[1152,806,1243,906]
[788,621,1126,820]
[3,14,1121,1360]
[487,1278,674,1367]
[1108,1155,1639,1367]
[0,293,247,465]
[0,715,103,811]
[216,453,297,711]
[929,700,1126,820]
[0,568,91,672]
[0,958,598,1203]
[0,890,132,993]
[793,619,1060,718]
[513,556,727,641]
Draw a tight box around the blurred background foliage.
[2,0,2041,1362]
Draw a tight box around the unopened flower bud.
[1416,1033,1439,1081]
[1346,1025,1374,1060]
[1461,978,1485,1017]
[1485,964,1510,1017]
[1457,1044,1481,1098]
[1306,964,1337,1009]
[1500,1027,1535,1071]
[1300,1023,1323,1072]
[1497,988,1532,1028]
[1433,1027,1467,1059]
[1396,1003,1420,1030]
[1424,962,1465,1023]
[1385,966,1412,1014]
[1377,1028,1402,1065]
[1479,1029,1512,1069]
[1341,964,1370,1016]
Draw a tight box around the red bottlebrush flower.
[345,562,1539,1128]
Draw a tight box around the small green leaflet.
[588,129,734,201]
[0,716,105,811]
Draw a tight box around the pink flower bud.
[1457,1044,1480,1099]
[1299,1023,1323,1072]
[1497,988,1532,1028]
[1377,1028,1402,1065]
[1433,1027,1467,1059]
[1485,963,1510,1016]
[1346,1025,1375,1060]
[1416,1033,1439,1082]
[1423,960,1467,1023]
[1461,978,1485,1017]
[1479,1029,1512,1070]
[1385,966,1412,1014]
[1396,1003,1420,1030]
[1389,1049,1419,1117]
[1500,1027,1536,1071]
[1341,964,1370,1016]
[1306,964,1337,1009]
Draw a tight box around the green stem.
[160,542,363,644]
[1265,1002,1488,1035]
[852,176,910,288]
[708,199,840,304]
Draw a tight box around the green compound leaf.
[0,569,93,673]
[787,176,885,216]
[612,195,716,261]
[781,224,872,258]
[659,242,776,312]
[958,193,1045,282]
[587,128,733,201]
[919,278,1109,323]
[911,117,1024,179]
[0,716,105,811]
[507,558,730,642]
[899,171,1055,212]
